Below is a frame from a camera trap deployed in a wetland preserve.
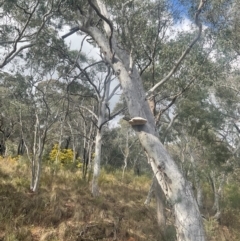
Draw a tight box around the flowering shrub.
[49,144,74,165]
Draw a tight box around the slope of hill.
[0,158,165,241]
[1,157,239,241]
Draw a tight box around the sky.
[63,32,100,60]
[170,0,189,20]
[61,30,122,127]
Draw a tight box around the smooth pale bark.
[77,2,206,240]
[197,184,203,210]
[88,31,205,240]
[92,128,102,196]
[30,112,46,192]
[92,98,107,196]
[83,113,95,179]
[209,171,225,220]
[91,66,120,196]
[31,155,43,192]
[190,154,203,209]
[154,177,166,237]
[121,130,130,179]
[67,122,76,163]
[144,179,166,237]
[144,177,154,206]
[144,160,166,236]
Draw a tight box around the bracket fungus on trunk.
[128,117,147,126]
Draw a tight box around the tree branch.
[89,0,114,55]
[147,0,207,96]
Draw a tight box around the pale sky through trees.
[59,8,199,128]
[0,3,203,128]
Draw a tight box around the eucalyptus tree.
[89,65,123,196]
[2,26,80,191]
[0,69,56,192]
[56,0,209,240]
[23,78,65,191]
[115,119,139,179]
[163,72,240,220]
[66,58,123,195]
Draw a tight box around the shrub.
[49,144,74,166]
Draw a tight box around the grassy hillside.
[0,157,164,241]
[0,157,239,241]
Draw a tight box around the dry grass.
[1,158,238,241]
[0,158,163,241]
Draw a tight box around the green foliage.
[224,184,240,210]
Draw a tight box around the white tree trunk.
[144,177,154,206]
[83,114,94,179]
[197,184,203,209]
[77,1,206,239]
[92,129,102,196]
[190,154,203,209]
[30,113,45,192]
[154,177,166,237]
[31,155,43,192]
[92,98,107,196]
[210,171,225,220]
[121,130,129,180]
[91,66,114,196]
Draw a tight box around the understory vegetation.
[0,157,240,241]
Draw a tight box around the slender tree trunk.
[83,113,95,180]
[122,155,128,179]
[197,184,203,209]
[190,154,203,209]
[31,157,36,190]
[92,129,102,196]
[30,112,47,192]
[83,117,89,179]
[87,140,94,182]
[55,116,64,164]
[30,141,45,192]
[31,114,38,191]
[67,122,76,163]
[121,130,129,180]
[144,176,155,206]
[30,146,44,192]
[144,176,166,239]
[31,154,43,192]
[210,171,225,220]
[91,66,112,196]
[92,99,107,196]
